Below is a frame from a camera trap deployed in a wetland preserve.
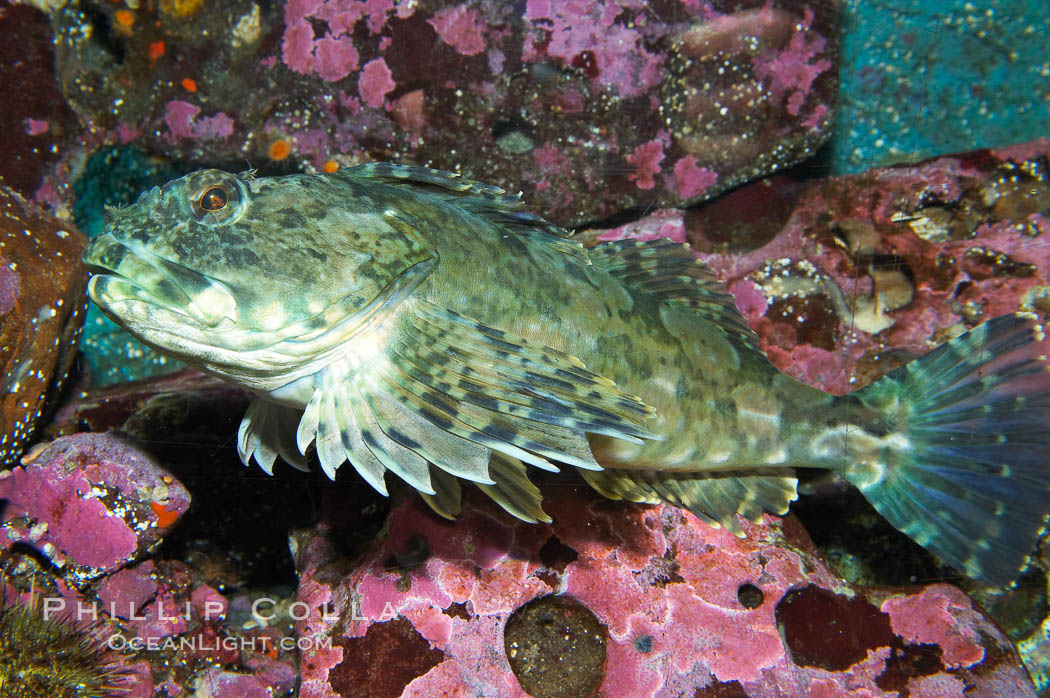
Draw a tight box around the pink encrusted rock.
[191,583,229,621]
[882,585,987,670]
[39,0,837,226]
[593,138,1050,396]
[97,561,159,620]
[0,432,190,584]
[358,57,396,109]
[244,653,299,696]
[673,155,719,199]
[291,487,1034,696]
[124,662,155,698]
[87,558,299,695]
[162,101,235,143]
[428,4,488,56]
[625,136,667,191]
[194,667,278,698]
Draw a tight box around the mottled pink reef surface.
[293,487,1034,697]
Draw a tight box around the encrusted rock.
[39,0,838,225]
[0,432,190,584]
[290,486,1035,696]
[0,184,86,467]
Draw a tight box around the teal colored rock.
[73,146,183,238]
[830,0,1050,173]
[73,146,187,386]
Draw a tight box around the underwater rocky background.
[1,0,1049,696]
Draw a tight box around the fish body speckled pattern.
[82,163,1050,585]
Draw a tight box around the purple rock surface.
[97,561,159,620]
[0,432,190,584]
[34,0,836,225]
[291,487,1035,697]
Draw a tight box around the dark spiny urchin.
[0,594,131,697]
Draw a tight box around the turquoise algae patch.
[830,0,1050,173]
[73,146,187,386]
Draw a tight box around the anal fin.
[580,467,798,536]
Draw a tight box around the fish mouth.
[84,231,437,392]
[83,233,238,329]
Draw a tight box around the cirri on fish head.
[82,162,1050,588]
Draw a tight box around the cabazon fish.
[82,163,1050,585]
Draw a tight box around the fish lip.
[83,233,238,327]
[82,234,193,316]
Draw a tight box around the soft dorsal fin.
[588,238,768,362]
[345,162,584,262]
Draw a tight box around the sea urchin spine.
[0,593,130,698]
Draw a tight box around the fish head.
[82,168,434,386]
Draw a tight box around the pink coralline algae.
[882,585,986,669]
[524,0,664,99]
[291,488,1034,696]
[0,433,190,583]
[163,101,235,142]
[314,36,362,83]
[282,0,396,81]
[97,561,158,620]
[673,155,719,199]
[132,591,189,642]
[194,668,288,698]
[626,137,666,190]
[358,57,396,109]
[25,117,49,136]
[429,4,488,56]
[751,8,832,117]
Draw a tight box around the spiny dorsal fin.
[345,162,584,262]
[588,239,767,361]
[580,467,798,536]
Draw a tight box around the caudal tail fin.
[845,314,1050,586]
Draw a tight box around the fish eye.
[184,170,249,225]
[199,187,228,212]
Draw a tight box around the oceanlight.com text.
[106,634,333,653]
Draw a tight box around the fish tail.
[842,314,1050,585]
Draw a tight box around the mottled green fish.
[82,163,1050,585]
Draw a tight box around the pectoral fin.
[362,300,656,473]
[238,399,310,474]
[266,298,657,520]
[477,453,552,524]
